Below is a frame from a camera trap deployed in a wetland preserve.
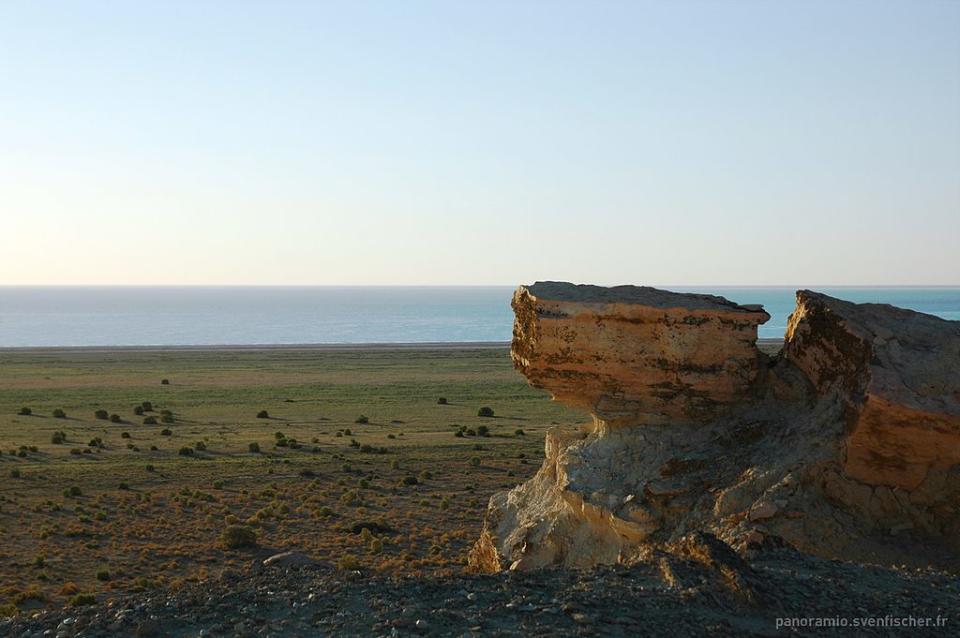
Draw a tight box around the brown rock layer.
[782,290,960,491]
[469,283,960,574]
[511,282,770,426]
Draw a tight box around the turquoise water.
[0,286,957,347]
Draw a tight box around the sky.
[1,1,958,286]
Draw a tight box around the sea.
[0,286,958,348]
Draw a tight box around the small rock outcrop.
[469,283,960,573]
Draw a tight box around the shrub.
[195,441,207,451]
[437,397,448,405]
[340,489,362,506]
[18,407,31,416]
[418,470,433,481]
[110,414,122,423]
[454,430,464,438]
[51,432,65,444]
[64,486,82,497]
[470,456,481,467]
[220,525,257,549]
[337,554,360,570]
[95,569,110,581]
[118,482,129,490]
[10,468,20,479]
[52,408,66,419]
[161,414,175,424]
[94,409,109,420]
[369,537,384,554]
[515,428,525,436]
[160,428,172,436]
[359,444,373,453]
[145,464,155,472]
[477,425,490,437]
[401,475,418,486]
[134,406,144,416]
[477,407,494,418]
[465,428,476,436]
[213,480,224,489]
[141,401,153,412]
[343,428,352,436]
[319,505,334,517]
[143,416,158,425]
[121,432,131,439]
[70,448,82,455]
[88,437,103,448]
[256,410,269,419]
[161,379,170,385]
[248,442,261,453]
[178,446,194,456]
[355,416,368,424]
[68,593,96,607]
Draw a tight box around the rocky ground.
[4,542,957,638]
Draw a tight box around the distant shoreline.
[0,338,786,354]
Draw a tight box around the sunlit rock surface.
[469,284,960,574]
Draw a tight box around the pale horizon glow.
[2,1,958,286]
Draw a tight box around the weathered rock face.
[469,284,960,574]
[782,290,960,491]
[511,282,771,427]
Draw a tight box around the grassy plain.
[0,346,580,613]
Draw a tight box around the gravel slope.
[4,544,957,638]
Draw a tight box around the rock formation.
[511,282,770,427]
[469,283,960,574]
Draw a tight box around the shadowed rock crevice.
[469,282,960,574]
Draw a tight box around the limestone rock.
[511,282,770,426]
[783,290,960,491]
[469,284,960,574]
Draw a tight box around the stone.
[782,290,960,491]
[469,283,960,574]
[511,282,770,427]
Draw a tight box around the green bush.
[121,432,131,439]
[18,407,31,416]
[355,415,368,424]
[68,593,96,607]
[248,442,261,453]
[10,468,21,479]
[94,409,109,420]
[220,524,257,549]
[51,432,65,444]
[401,475,418,486]
[470,456,481,467]
[52,408,66,419]
[477,425,490,437]
[161,414,175,424]
[110,414,122,423]
[178,446,194,456]
[141,401,153,412]
[64,486,82,497]
[134,406,144,416]
[256,410,269,419]
[337,554,360,570]
[195,441,207,451]
[143,416,158,425]
[515,428,525,436]
[437,397,448,405]
[145,464,155,472]
[160,428,172,436]
[161,379,170,385]
[477,407,494,418]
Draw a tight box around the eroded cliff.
[469,283,960,574]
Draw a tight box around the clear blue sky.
[1,1,957,285]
